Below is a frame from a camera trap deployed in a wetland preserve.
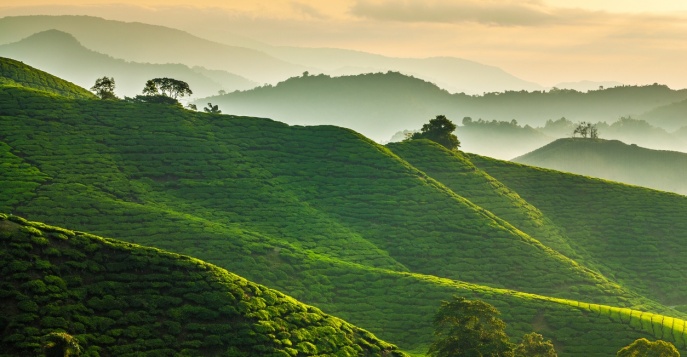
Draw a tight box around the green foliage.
[514,332,557,357]
[3,78,687,356]
[0,57,94,99]
[410,115,460,150]
[616,338,680,357]
[90,77,116,100]
[428,296,513,357]
[41,332,82,357]
[142,77,192,99]
[0,215,407,357]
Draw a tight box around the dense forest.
[3,57,687,356]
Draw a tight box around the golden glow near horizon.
[2,0,687,88]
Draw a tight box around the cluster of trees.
[89,76,220,113]
[429,296,557,357]
[430,296,680,357]
[573,121,599,139]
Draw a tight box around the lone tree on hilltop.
[90,76,117,100]
[428,296,513,357]
[573,121,599,139]
[142,78,192,99]
[410,115,460,151]
[616,338,679,357]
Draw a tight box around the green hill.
[0,56,94,99]
[471,152,687,306]
[0,213,406,356]
[4,68,687,355]
[512,138,687,195]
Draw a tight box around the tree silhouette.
[573,121,599,139]
[141,78,192,99]
[90,76,117,100]
[204,102,222,114]
[411,115,460,151]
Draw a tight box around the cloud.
[350,0,598,26]
[290,2,330,19]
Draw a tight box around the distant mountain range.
[513,138,687,195]
[199,72,687,148]
[4,58,687,355]
[0,15,545,94]
[0,30,257,98]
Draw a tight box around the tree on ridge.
[410,115,460,151]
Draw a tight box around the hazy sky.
[2,0,687,88]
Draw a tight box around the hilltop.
[0,214,406,356]
[0,30,256,98]
[512,138,687,195]
[4,61,687,355]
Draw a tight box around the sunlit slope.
[387,140,581,261]
[0,56,95,99]
[3,69,687,354]
[0,214,406,357]
[3,215,687,357]
[0,84,651,309]
[470,153,687,309]
[512,138,687,195]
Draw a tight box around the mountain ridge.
[0,30,257,98]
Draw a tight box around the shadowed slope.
[0,214,406,356]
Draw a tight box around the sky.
[2,0,687,88]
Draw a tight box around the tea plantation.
[0,214,407,356]
[3,57,687,355]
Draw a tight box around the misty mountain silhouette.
[513,138,687,195]
[0,29,257,98]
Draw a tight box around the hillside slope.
[0,56,94,99]
[3,64,687,355]
[512,138,687,195]
[471,153,687,307]
[0,214,406,357]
